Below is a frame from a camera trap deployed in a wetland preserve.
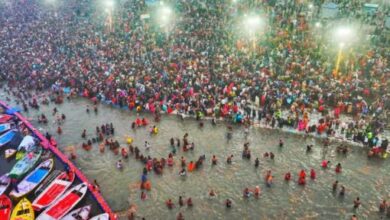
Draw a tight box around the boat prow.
[32,170,75,211]
[10,198,34,220]
[0,174,10,195]
[10,159,54,199]
[36,183,88,220]
[89,213,110,220]
[61,205,91,220]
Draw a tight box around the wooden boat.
[5,149,16,159]
[34,170,62,196]
[0,174,10,195]
[10,198,34,220]
[0,130,17,148]
[61,205,91,220]
[10,159,54,199]
[9,147,42,179]
[0,194,12,220]
[89,213,110,220]
[32,171,75,211]
[0,123,11,134]
[0,114,12,124]
[36,183,88,220]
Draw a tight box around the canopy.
[321,2,339,18]
[18,135,35,151]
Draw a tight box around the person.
[321,160,330,168]
[310,169,316,179]
[306,145,312,152]
[81,129,86,139]
[177,212,184,220]
[144,141,150,151]
[270,152,275,160]
[186,197,193,207]
[166,199,174,209]
[379,199,386,212]
[351,214,358,220]
[225,199,232,208]
[178,196,184,206]
[332,181,338,192]
[265,170,273,187]
[116,160,123,170]
[140,191,147,200]
[211,155,217,165]
[335,163,342,173]
[298,176,306,185]
[179,168,186,177]
[57,126,62,134]
[209,189,217,198]
[254,186,261,198]
[353,197,361,209]
[284,172,291,181]
[254,158,259,168]
[339,185,345,196]
[279,139,284,147]
[299,170,306,179]
[226,155,233,164]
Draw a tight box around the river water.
[1,89,389,220]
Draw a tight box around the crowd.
[0,0,389,219]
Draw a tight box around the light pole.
[333,27,353,77]
[104,0,114,32]
[157,5,174,38]
[242,14,263,53]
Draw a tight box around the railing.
[0,100,117,220]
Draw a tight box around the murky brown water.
[1,90,389,220]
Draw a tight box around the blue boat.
[0,123,11,134]
[0,130,16,148]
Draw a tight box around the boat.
[61,205,91,220]
[0,130,17,148]
[16,150,26,160]
[36,183,88,220]
[5,149,16,159]
[0,174,10,195]
[17,135,35,151]
[10,159,54,199]
[34,170,62,196]
[10,198,34,220]
[0,123,11,134]
[9,147,42,179]
[32,171,75,211]
[89,213,110,220]
[0,194,12,220]
[0,114,12,123]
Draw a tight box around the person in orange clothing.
[187,161,195,172]
[310,169,316,179]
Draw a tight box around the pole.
[334,47,342,77]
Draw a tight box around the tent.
[145,0,160,6]
[385,16,390,29]
[321,2,339,19]
[363,3,378,15]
